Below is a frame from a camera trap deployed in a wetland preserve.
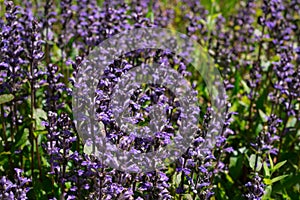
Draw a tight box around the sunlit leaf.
[271,175,288,184]
[0,94,14,104]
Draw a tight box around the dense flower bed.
[0,0,299,199]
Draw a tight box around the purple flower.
[244,174,265,200]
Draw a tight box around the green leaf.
[271,175,288,184]
[249,154,262,171]
[229,155,243,179]
[262,185,272,199]
[175,173,182,186]
[287,117,297,128]
[259,109,268,122]
[263,178,272,185]
[225,173,234,184]
[33,108,47,132]
[261,61,271,72]
[272,160,287,172]
[238,147,247,154]
[233,72,241,95]
[83,143,94,155]
[0,94,14,104]
[241,80,250,94]
[65,182,71,189]
[239,96,251,108]
[183,194,193,200]
[256,123,263,135]
[282,189,291,200]
[0,152,9,165]
[268,154,274,169]
[146,0,154,23]
[0,151,11,155]
[263,162,270,177]
[15,128,30,148]
[33,108,47,120]
[271,55,280,62]
[33,130,48,137]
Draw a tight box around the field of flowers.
[0,0,299,199]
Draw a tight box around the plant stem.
[276,97,292,163]
[35,137,42,179]
[1,105,7,145]
[30,50,35,178]
[60,136,66,200]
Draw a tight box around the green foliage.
[0,94,14,104]
[0,0,299,199]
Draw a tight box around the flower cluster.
[0,168,31,199]
[0,0,299,199]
